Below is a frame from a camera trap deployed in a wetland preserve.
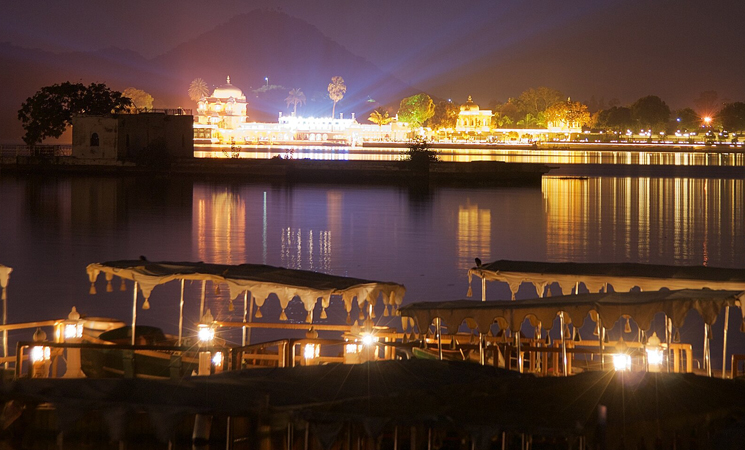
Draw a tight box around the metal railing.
[0,145,72,158]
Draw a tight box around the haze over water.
[0,170,744,366]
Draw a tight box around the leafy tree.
[493,99,522,124]
[122,87,154,112]
[17,82,131,146]
[285,88,306,115]
[426,101,459,131]
[397,93,435,129]
[405,138,438,172]
[328,76,346,118]
[368,107,393,129]
[188,78,209,101]
[545,100,591,130]
[716,102,745,132]
[630,96,670,131]
[517,113,538,128]
[517,87,563,116]
[596,106,633,132]
[492,112,513,128]
[673,108,700,132]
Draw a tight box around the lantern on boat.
[30,328,51,378]
[61,306,84,342]
[197,309,216,345]
[197,309,216,376]
[612,338,631,372]
[303,328,320,365]
[645,332,663,372]
[62,307,86,378]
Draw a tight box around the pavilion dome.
[212,76,245,100]
[460,96,479,112]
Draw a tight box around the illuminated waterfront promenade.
[195,143,745,168]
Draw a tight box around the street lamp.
[264,77,269,87]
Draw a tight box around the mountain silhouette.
[0,9,413,144]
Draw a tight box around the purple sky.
[3,0,744,108]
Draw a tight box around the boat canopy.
[399,289,745,334]
[87,260,406,320]
[468,260,745,300]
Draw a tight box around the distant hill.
[0,9,413,144]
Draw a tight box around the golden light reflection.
[195,145,745,166]
[194,190,246,264]
[457,202,491,270]
[542,177,745,264]
[281,227,332,271]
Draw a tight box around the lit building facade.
[192,76,412,146]
[456,96,492,134]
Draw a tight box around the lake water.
[1,169,744,367]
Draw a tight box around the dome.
[212,76,245,100]
[460,96,479,112]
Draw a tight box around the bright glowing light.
[646,347,663,367]
[30,346,50,363]
[304,343,320,360]
[361,335,375,347]
[345,343,359,354]
[198,326,215,343]
[613,353,631,371]
[64,323,83,340]
[212,351,223,367]
[704,117,712,124]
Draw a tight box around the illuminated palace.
[193,77,408,146]
[456,96,492,134]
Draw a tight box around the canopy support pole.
[722,305,730,379]
[481,277,486,302]
[516,330,523,373]
[705,323,712,377]
[479,333,486,366]
[560,312,568,377]
[666,316,672,373]
[131,282,139,346]
[393,426,398,450]
[242,292,248,347]
[199,281,206,319]
[598,317,604,371]
[436,318,443,361]
[178,280,185,346]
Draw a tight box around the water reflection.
[456,201,491,271]
[194,188,246,265]
[543,177,745,266]
[1,175,743,333]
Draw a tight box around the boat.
[80,325,200,379]
[82,259,407,375]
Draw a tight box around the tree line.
[371,88,745,134]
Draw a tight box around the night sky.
[2,0,744,108]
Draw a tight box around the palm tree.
[285,88,306,116]
[327,76,346,118]
[368,108,393,129]
[188,78,209,102]
[493,113,513,128]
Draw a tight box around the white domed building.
[456,96,492,134]
[194,77,249,142]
